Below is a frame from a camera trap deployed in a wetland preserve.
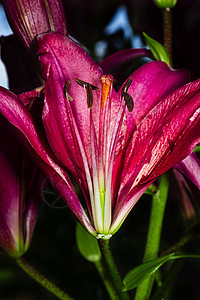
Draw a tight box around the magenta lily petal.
[37,34,103,135]
[111,61,190,203]
[3,0,67,49]
[121,61,190,129]
[37,33,102,165]
[175,152,200,190]
[18,89,41,107]
[37,33,103,132]
[0,87,62,170]
[0,87,96,236]
[37,33,103,207]
[111,79,200,233]
[100,51,190,130]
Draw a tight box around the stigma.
[100,74,113,109]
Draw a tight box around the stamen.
[100,74,113,109]
[64,81,73,101]
[122,77,133,94]
[75,78,98,109]
[123,92,134,112]
[75,78,98,91]
[86,84,93,108]
[121,77,134,112]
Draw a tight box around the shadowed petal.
[175,152,200,190]
[22,157,44,251]
[0,214,17,257]
[99,48,151,81]
[173,170,196,222]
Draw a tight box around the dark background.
[0,0,200,299]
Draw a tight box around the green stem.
[98,239,130,300]
[163,8,173,66]
[16,257,73,300]
[135,172,171,300]
[95,260,118,300]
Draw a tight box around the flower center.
[70,75,134,235]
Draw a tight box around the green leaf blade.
[123,254,174,291]
[123,252,200,292]
[143,32,170,65]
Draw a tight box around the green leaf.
[170,253,200,260]
[76,222,101,262]
[123,253,174,291]
[143,32,170,65]
[123,252,200,291]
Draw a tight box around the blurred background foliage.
[0,0,200,299]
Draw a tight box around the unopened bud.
[153,0,177,8]
[3,0,67,49]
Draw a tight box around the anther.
[123,92,134,112]
[86,84,93,108]
[75,78,98,108]
[64,81,73,101]
[100,74,113,109]
[75,78,98,91]
[122,77,133,94]
[121,77,134,112]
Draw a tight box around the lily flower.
[0,115,43,258]
[1,32,200,239]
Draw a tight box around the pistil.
[100,74,113,109]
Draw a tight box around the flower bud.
[153,0,177,8]
[3,0,67,49]
[0,116,43,258]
